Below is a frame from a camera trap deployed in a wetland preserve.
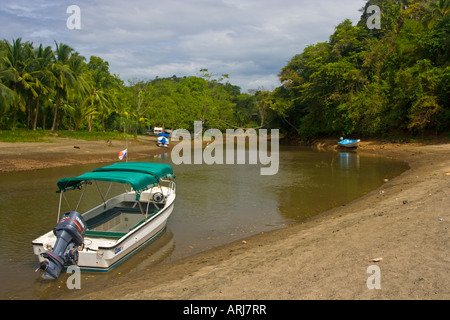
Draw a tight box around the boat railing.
[161,179,176,198]
[56,176,176,225]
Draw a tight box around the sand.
[0,135,169,173]
[1,137,449,300]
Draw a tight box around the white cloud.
[1,0,366,92]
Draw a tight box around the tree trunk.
[88,115,92,132]
[134,91,142,140]
[134,115,139,141]
[102,107,105,132]
[51,87,60,131]
[33,98,40,131]
[26,96,31,129]
[12,104,17,129]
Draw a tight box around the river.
[0,145,408,299]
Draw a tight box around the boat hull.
[78,201,174,272]
[338,139,360,148]
[32,188,175,273]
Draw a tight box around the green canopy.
[93,162,175,180]
[57,162,175,196]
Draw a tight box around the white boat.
[32,162,176,280]
[157,133,170,148]
[338,138,360,148]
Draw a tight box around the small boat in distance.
[32,162,176,280]
[157,133,170,148]
[338,138,360,148]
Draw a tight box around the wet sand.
[1,137,449,299]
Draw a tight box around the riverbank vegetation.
[0,129,133,143]
[1,0,448,141]
[275,0,449,138]
[0,41,260,136]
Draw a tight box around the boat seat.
[84,205,161,239]
[85,206,142,230]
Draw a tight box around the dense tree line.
[0,39,125,132]
[0,41,267,135]
[273,0,449,138]
[1,0,448,139]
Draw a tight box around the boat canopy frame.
[55,162,175,223]
[57,163,175,195]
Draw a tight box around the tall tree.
[87,56,120,131]
[50,42,75,131]
[1,38,37,128]
[30,44,55,130]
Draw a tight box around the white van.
[153,127,163,134]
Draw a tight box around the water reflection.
[339,151,360,170]
[276,148,406,221]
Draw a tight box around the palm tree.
[0,42,17,120]
[86,56,119,131]
[50,42,75,131]
[30,44,56,130]
[65,53,91,129]
[422,0,450,28]
[91,70,110,132]
[73,94,97,131]
[68,53,91,98]
[0,81,16,125]
[1,38,37,128]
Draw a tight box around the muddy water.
[0,145,408,299]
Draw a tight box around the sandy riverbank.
[1,137,449,299]
[0,135,171,173]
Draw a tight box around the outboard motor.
[39,211,86,280]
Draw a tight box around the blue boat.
[338,138,360,148]
[157,133,170,147]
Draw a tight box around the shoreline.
[0,135,172,173]
[2,137,449,299]
[79,140,450,300]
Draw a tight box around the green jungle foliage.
[1,0,448,139]
[276,0,449,138]
[0,41,265,137]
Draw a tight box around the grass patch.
[55,130,133,141]
[0,129,133,143]
[0,129,50,142]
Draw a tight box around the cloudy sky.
[1,0,365,92]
